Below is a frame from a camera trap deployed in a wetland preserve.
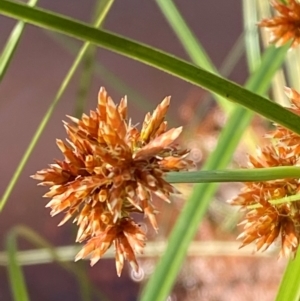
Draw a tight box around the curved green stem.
[0,1,300,134]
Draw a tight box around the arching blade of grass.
[0,0,114,212]
[155,0,259,153]
[156,0,217,73]
[275,249,300,301]
[155,0,233,113]
[6,230,30,301]
[0,0,39,82]
[156,0,246,81]
[0,1,299,133]
[156,0,245,85]
[155,0,244,237]
[140,43,289,301]
[5,225,111,301]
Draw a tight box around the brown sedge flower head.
[230,87,300,258]
[258,0,300,48]
[32,87,193,276]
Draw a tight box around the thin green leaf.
[155,0,233,113]
[44,31,157,113]
[0,241,272,267]
[140,42,288,301]
[0,0,39,82]
[275,251,300,301]
[243,0,261,72]
[155,0,259,154]
[5,226,111,301]
[248,195,300,209]
[0,1,299,134]
[166,166,300,183]
[156,0,216,73]
[6,230,30,301]
[74,0,115,118]
[256,0,289,107]
[74,45,96,118]
[0,0,114,211]
[156,0,245,80]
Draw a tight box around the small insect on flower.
[32,87,193,276]
[258,0,300,48]
[230,87,300,258]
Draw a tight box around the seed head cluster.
[259,0,300,48]
[230,87,300,257]
[32,87,193,276]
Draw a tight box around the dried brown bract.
[32,87,193,276]
[230,87,300,257]
[259,0,300,48]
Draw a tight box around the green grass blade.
[156,0,216,72]
[0,1,299,134]
[0,23,25,82]
[166,166,300,183]
[155,0,258,154]
[0,0,38,82]
[73,0,110,118]
[6,231,30,301]
[140,42,288,301]
[74,45,96,117]
[243,0,260,72]
[5,226,111,301]
[155,0,233,113]
[275,251,300,301]
[0,241,264,266]
[256,0,289,107]
[219,33,245,76]
[156,0,244,81]
[0,0,114,212]
[44,32,158,115]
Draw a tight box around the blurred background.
[0,0,287,300]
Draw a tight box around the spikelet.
[259,0,300,48]
[32,87,193,275]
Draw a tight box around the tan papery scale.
[32,87,193,275]
[230,87,300,258]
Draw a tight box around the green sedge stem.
[166,166,300,183]
[247,194,300,209]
